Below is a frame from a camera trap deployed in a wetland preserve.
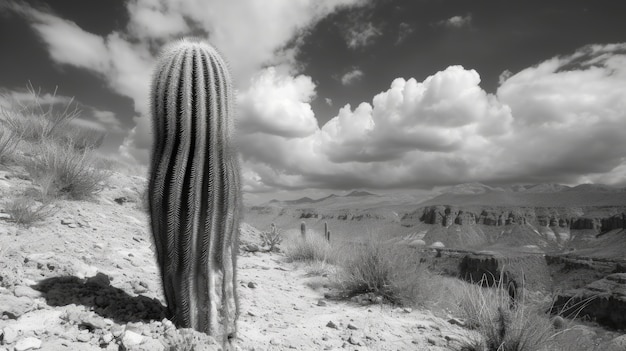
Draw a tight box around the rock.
[317,300,327,307]
[430,242,445,249]
[111,325,124,338]
[0,295,34,319]
[13,286,41,299]
[122,330,143,347]
[326,321,338,329]
[403,307,413,313]
[347,323,358,330]
[14,337,42,350]
[101,333,114,344]
[2,326,18,344]
[247,282,257,289]
[427,337,439,346]
[551,315,566,330]
[270,338,281,345]
[133,338,165,351]
[76,333,92,342]
[552,273,626,329]
[447,317,465,327]
[60,218,75,225]
[607,334,626,351]
[347,335,363,346]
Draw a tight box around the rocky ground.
[1,167,625,351]
[0,168,478,350]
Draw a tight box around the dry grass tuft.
[0,126,19,164]
[458,275,560,351]
[335,238,428,306]
[3,196,57,228]
[284,231,335,263]
[24,139,110,200]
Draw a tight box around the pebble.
[326,321,338,329]
[14,337,42,351]
[121,330,144,347]
[76,333,92,342]
[317,300,327,307]
[13,286,42,299]
[101,333,114,344]
[2,326,18,344]
[347,335,363,346]
[111,325,124,338]
[248,282,257,289]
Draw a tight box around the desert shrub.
[284,231,334,263]
[335,239,427,306]
[24,139,110,200]
[4,196,56,228]
[0,83,79,144]
[458,276,558,351]
[0,126,18,164]
[260,224,283,252]
[53,124,106,151]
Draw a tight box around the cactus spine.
[148,38,241,342]
[300,221,306,238]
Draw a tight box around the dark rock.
[552,273,626,329]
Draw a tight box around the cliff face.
[408,205,626,233]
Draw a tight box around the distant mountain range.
[268,190,378,206]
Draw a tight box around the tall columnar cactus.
[300,221,306,238]
[148,38,241,343]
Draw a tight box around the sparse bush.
[24,139,110,200]
[458,276,558,351]
[284,231,335,263]
[1,82,79,144]
[260,224,283,252]
[335,239,427,306]
[53,124,106,151]
[0,126,18,164]
[3,196,56,228]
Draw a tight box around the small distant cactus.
[324,222,331,242]
[301,221,306,238]
[148,38,241,343]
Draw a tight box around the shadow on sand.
[34,273,168,324]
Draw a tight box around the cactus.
[300,221,306,238]
[148,38,241,343]
[324,222,330,242]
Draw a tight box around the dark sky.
[1,0,625,199]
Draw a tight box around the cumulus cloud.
[237,67,319,138]
[439,14,472,28]
[238,43,626,191]
[12,0,367,164]
[340,68,363,85]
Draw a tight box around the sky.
[1,0,626,203]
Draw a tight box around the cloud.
[92,109,123,132]
[325,98,333,106]
[237,67,319,138]
[396,22,414,45]
[238,43,626,191]
[340,68,363,85]
[439,14,472,28]
[12,0,368,164]
[340,16,382,49]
